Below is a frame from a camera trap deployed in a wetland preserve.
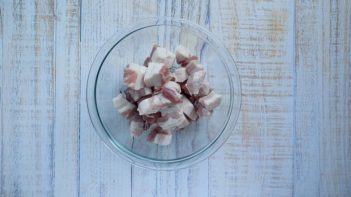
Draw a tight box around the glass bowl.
[87,18,241,170]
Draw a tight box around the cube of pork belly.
[144,62,170,87]
[150,46,175,66]
[185,60,204,75]
[175,45,191,64]
[198,91,222,111]
[125,87,152,103]
[157,111,190,130]
[197,78,211,97]
[174,67,188,83]
[187,70,206,95]
[147,125,172,145]
[161,81,182,103]
[112,94,136,119]
[181,96,198,120]
[123,63,147,90]
[137,94,172,115]
[129,115,145,137]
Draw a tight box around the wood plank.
[1,0,81,196]
[79,0,157,196]
[1,0,56,196]
[53,0,80,196]
[294,0,351,196]
[209,0,295,196]
[294,1,322,195]
[0,1,3,194]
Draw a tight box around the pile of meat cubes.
[113,45,222,145]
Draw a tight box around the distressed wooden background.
[0,0,350,196]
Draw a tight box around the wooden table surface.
[1,0,350,196]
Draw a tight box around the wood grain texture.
[294,0,351,196]
[0,1,3,195]
[209,0,295,196]
[1,0,56,196]
[1,0,81,196]
[53,0,80,196]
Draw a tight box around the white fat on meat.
[185,60,204,75]
[158,111,190,130]
[161,81,182,103]
[123,63,146,90]
[112,94,136,118]
[144,62,170,87]
[160,102,182,116]
[197,78,211,97]
[152,94,172,109]
[175,45,191,64]
[181,96,198,120]
[137,97,157,115]
[198,91,222,111]
[151,46,175,66]
[187,70,206,95]
[196,103,212,117]
[173,67,188,82]
[137,94,172,115]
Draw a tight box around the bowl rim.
[86,17,242,170]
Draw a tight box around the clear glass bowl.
[87,18,241,170]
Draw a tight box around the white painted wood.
[1,0,56,196]
[209,0,295,196]
[294,0,351,196]
[1,0,80,196]
[53,0,80,196]
[0,1,3,194]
